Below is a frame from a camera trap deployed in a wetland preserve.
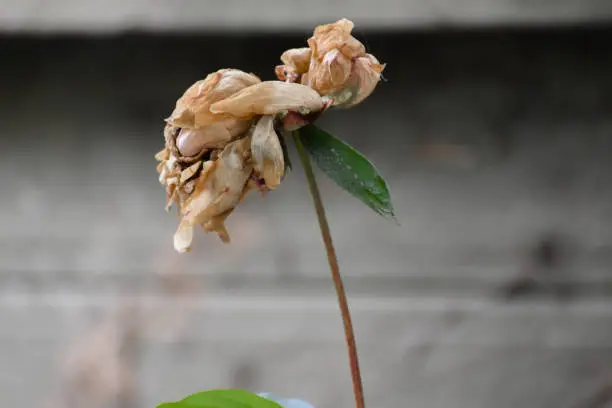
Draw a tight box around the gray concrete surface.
[1,29,612,408]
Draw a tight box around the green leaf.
[157,389,284,408]
[298,124,397,222]
[276,128,292,174]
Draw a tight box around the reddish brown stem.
[293,130,365,408]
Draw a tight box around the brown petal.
[167,69,260,128]
[181,137,253,229]
[158,156,177,184]
[251,115,284,189]
[211,69,262,101]
[307,49,352,95]
[155,148,169,162]
[275,65,298,83]
[165,183,179,212]
[174,221,194,253]
[179,161,202,185]
[280,47,312,74]
[210,81,324,118]
[309,18,365,60]
[341,54,385,108]
[202,208,234,243]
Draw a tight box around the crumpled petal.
[251,115,284,189]
[280,47,312,74]
[173,136,253,251]
[210,81,325,118]
[307,48,352,95]
[154,148,169,162]
[308,18,365,61]
[202,207,235,243]
[275,65,298,82]
[166,69,260,129]
[179,161,202,185]
[339,53,386,108]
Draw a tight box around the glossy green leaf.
[298,124,397,222]
[157,389,284,408]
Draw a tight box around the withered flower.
[157,20,387,253]
[167,69,261,157]
[157,71,325,252]
[276,18,385,108]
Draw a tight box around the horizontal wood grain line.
[3,291,612,315]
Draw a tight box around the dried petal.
[210,81,325,118]
[173,136,254,250]
[339,54,386,108]
[275,65,298,83]
[251,115,284,189]
[174,221,193,253]
[182,180,195,194]
[307,49,352,95]
[202,208,234,243]
[166,176,179,187]
[179,161,202,185]
[165,183,179,212]
[167,69,261,129]
[158,156,177,184]
[155,148,169,162]
[280,47,312,74]
[175,118,251,157]
[308,18,365,61]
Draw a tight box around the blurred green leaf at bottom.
[157,389,283,408]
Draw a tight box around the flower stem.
[293,130,365,408]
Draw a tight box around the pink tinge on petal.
[176,127,228,157]
[181,189,214,225]
[175,118,253,157]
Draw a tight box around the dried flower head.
[157,19,388,253]
[276,18,385,108]
[157,69,325,252]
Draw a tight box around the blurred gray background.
[2,1,612,408]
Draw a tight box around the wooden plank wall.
[1,30,612,408]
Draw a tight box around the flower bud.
[282,18,385,108]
